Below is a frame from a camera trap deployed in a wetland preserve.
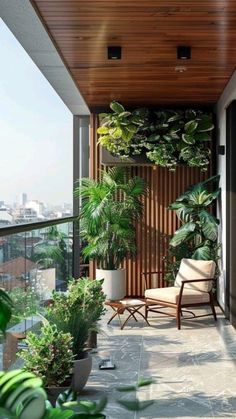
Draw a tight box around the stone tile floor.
[81,306,236,418]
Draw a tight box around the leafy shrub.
[46,278,106,358]
[18,323,74,387]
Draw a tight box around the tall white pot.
[96,268,126,301]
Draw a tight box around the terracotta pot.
[71,352,92,392]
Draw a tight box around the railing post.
[73,115,90,278]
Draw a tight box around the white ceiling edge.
[0,0,90,116]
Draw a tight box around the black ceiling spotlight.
[177,46,191,60]
[107,46,122,60]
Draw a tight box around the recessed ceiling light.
[107,46,122,60]
[177,46,191,60]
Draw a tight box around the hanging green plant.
[97,102,214,171]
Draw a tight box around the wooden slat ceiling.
[32,0,236,110]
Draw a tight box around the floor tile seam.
[134,334,144,419]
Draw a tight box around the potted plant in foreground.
[18,322,74,406]
[46,277,106,392]
[74,166,146,300]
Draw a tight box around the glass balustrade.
[0,219,74,370]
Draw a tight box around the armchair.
[143,258,217,329]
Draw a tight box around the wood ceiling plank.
[31,0,236,109]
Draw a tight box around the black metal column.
[73,115,90,278]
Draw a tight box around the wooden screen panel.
[89,114,211,297]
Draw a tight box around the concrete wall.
[216,71,236,311]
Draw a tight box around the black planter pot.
[45,385,70,406]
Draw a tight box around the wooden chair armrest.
[177,277,215,307]
[181,277,215,284]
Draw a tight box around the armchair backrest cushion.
[174,258,216,292]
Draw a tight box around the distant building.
[22,193,27,206]
[25,200,44,217]
[0,208,13,226]
[13,207,38,224]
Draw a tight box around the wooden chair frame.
[142,272,217,330]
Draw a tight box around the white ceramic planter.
[96,268,126,300]
[71,353,92,393]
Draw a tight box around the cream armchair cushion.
[174,258,215,292]
[145,287,210,304]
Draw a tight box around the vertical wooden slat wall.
[90,114,212,297]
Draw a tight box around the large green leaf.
[97,126,109,135]
[109,127,122,139]
[200,211,219,241]
[194,132,211,142]
[56,390,77,409]
[176,207,194,223]
[197,119,214,132]
[170,222,196,247]
[192,245,213,260]
[119,111,131,118]
[184,120,198,134]
[110,101,125,114]
[182,134,195,144]
[43,408,76,418]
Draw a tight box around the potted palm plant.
[46,278,106,392]
[74,167,146,300]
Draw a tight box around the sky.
[0,19,73,207]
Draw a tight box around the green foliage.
[97,102,148,158]
[18,324,74,387]
[32,226,67,270]
[74,167,146,270]
[46,278,106,358]
[8,287,41,328]
[166,175,221,281]
[0,369,47,419]
[0,289,13,335]
[0,369,155,418]
[62,396,107,418]
[98,103,214,171]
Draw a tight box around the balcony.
[1,1,236,418]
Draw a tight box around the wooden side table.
[105,299,150,329]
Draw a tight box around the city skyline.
[0,19,73,206]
